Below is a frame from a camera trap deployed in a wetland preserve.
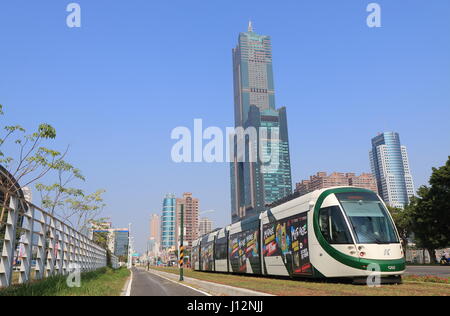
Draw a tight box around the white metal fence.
[111,253,119,270]
[0,194,115,288]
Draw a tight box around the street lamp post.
[127,223,132,269]
[179,204,184,282]
[146,239,150,270]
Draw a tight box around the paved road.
[130,267,207,296]
[405,266,450,278]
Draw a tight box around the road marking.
[126,269,133,297]
[147,269,212,296]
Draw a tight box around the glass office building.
[114,230,129,257]
[161,194,177,249]
[230,23,292,223]
[369,132,415,209]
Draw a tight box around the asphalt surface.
[128,265,448,296]
[405,266,450,278]
[130,267,207,296]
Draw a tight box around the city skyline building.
[176,192,199,250]
[91,223,129,258]
[161,194,177,250]
[147,237,160,259]
[230,22,292,223]
[370,132,415,208]
[149,214,160,245]
[295,172,378,196]
[113,229,130,257]
[198,217,213,237]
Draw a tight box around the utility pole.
[179,204,184,282]
[146,239,151,270]
[127,223,132,269]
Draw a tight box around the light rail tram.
[191,187,405,283]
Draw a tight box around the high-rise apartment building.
[161,194,177,250]
[149,214,160,245]
[230,22,292,223]
[176,193,199,250]
[295,172,378,196]
[349,173,379,192]
[198,217,213,237]
[370,132,415,208]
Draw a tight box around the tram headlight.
[359,252,366,257]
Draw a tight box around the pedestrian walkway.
[129,267,207,296]
[148,268,273,296]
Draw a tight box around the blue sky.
[1,0,449,253]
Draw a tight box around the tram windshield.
[336,192,399,244]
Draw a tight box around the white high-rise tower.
[369,132,415,208]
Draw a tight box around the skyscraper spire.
[231,25,292,223]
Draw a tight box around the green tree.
[1,104,110,276]
[63,189,106,232]
[91,218,113,267]
[407,157,450,263]
[35,160,85,216]
[0,104,63,224]
[35,160,106,231]
[387,206,411,255]
[1,104,106,234]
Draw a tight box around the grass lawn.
[0,267,130,296]
[151,267,450,296]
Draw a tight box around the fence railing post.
[0,197,19,288]
[19,203,34,284]
[35,212,47,281]
[56,221,64,275]
[0,192,109,289]
[46,217,56,277]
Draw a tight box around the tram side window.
[215,238,228,260]
[319,206,353,244]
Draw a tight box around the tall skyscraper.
[230,22,292,223]
[370,132,415,208]
[199,217,213,237]
[161,194,176,250]
[149,214,160,244]
[176,193,199,250]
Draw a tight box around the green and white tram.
[192,187,405,282]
